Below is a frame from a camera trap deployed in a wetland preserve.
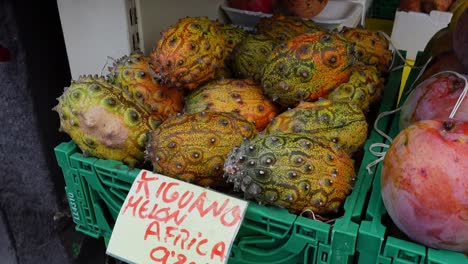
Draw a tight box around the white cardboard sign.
[107,170,248,264]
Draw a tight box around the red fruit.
[282,0,328,18]
[229,0,276,13]
[400,72,468,129]
[381,119,468,253]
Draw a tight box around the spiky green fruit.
[224,133,356,215]
[54,75,163,167]
[340,27,393,72]
[146,111,256,188]
[256,15,326,42]
[264,100,368,155]
[184,79,280,131]
[261,31,355,108]
[218,23,248,56]
[231,34,277,81]
[327,64,384,112]
[108,52,184,120]
[150,17,225,90]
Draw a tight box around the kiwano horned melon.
[214,23,247,79]
[218,23,247,57]
[224,133,356,215]
[265,100,368,154]
[230,34,277,81]
[327,63,384,112]
[54,75,163,167]
[184,79,280,131]
[108,52,184,120]
[150,17,225,90]
[340,27,393,72]
[256,15,325,42]
[262,31,355,108]
[146,111,256,188]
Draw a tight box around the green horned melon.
[261,31,356,108]
[184,79,280,131]
[327,63,384,112]
[146,111,256,188]
[108,52,184,120]
[230,34,277,81]
[264,99,368,155]
[150,17,225,90]
[339,27,393,72]
[54,75,164,167]
[215,23,248,79]
[224,133,356,215]
[256,15,325,42]
[218,23,247,56]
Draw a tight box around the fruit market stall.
[52,0,467,263]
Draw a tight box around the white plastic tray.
[221,0,364,30]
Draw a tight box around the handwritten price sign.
[107,170,248,264]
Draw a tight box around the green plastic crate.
[368,0,400,20]
[356,55,468,264]
[54,53,406,263]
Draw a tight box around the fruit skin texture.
[218,23,247,56]
[381,119,468,253]
[184,79,280,131]
[54,76,163,167]
[256,15,325,42]
[108,52,184,120]
[261,31,355,108]
[230,34,277,81]
[146,111,256,188]
[327,63,384,112]
[150,17,225,90]
[340,27,392,72]
[282,0,329,18]
[224,133,356,215]
[400,72,468,130]
[265,100,368,154]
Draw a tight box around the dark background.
[0,0,107,262]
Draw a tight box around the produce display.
[52,0,468,258]
[55,15,394,219]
